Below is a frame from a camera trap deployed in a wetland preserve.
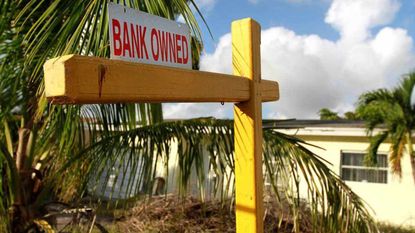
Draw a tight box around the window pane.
[377,170,387,183]
[340,152,388,184]
[342,152,364,166]
[341,168,353,181]
[342,153,352,165]
[367,169,376,183]
[377,154,388,168]
[352,153,364,166]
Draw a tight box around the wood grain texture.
[43,55,279,104]
[232,18,264,233]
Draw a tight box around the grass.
[378,223,415,233]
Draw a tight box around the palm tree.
[318,108,341,120]
[357,73,415,182]
[0,1,377,232]
[319,108,360,120]
[0,0,201,231]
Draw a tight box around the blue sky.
[164,0,415,119]
[197,0,415,52]
[199,0,339,52]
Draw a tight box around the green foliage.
[356,72,415,177]
[318,108,361,120]
[344,111,359,120]
[0,1,379,232]
[378,223,415,233]
[66,118,378,233]
[0,0,204,231]
[318,108,341,120]
[263,130,376,233]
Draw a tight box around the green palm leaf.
[357,72,415,179]
[0,1,379,232]
[60,118,378,233]
[0,1,205,231]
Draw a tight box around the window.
[340,152,388,184]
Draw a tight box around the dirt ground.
[110,195,312,233]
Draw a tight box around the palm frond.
[366,132,388,166]
[1,0,205,200]
[357,72,415,180]
[357,89,396,130]
[60,118,378,233]
[264,130,377,233]
[0,142,21,232]
[357,89,395,106]
[396,72,415,129]
[0,1,381,232]
[388,125,407,176]
[0,0,212,231]
[16,0,204,83]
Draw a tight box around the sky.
[163,0,415,119]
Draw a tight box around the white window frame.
[340,150,388,184]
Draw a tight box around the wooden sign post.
[232,18,264,233]
[44,18,278,233]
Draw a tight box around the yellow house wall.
[298,135,415,226]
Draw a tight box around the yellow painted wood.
[43,55,278,104]
[232,18,264,233]
[261,80,279,102]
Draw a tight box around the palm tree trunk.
[12,128,32,232]
[16,128,30,171]
[406,132,415,184]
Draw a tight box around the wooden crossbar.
[43,55,279,104]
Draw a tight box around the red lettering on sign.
[122,22,132,57]
[158,30,168,62]
[182,35,188,65]
[140,26,148,59]
[131,24,140,58]
[110,15,189,67]
[112,19,122,56]
[151,28,159,61]
[176,34,182,64]
[169,32,177,63]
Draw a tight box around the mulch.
[113,194,313,233]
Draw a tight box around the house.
[90,119,415,226]
[270,119,415,226]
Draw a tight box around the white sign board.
[108,3,192,69]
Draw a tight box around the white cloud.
[325,0,400,42]
[194,0,217,11]
[370,27,414,86]
[164,0,415,119]
[176,15,185,24]
[200,34,233,73]
[163,103,233,119]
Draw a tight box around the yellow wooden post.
[232,18,264,233]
